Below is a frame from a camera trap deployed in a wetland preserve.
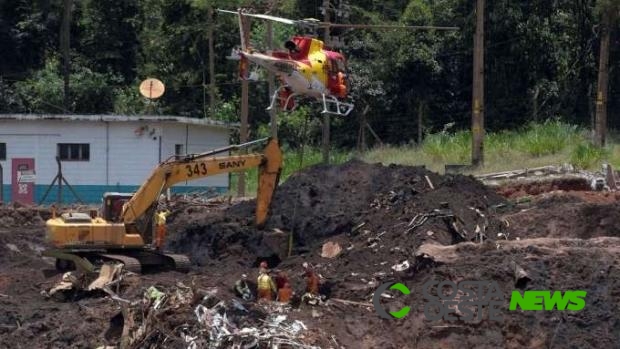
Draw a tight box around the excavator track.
[163,253,191,272]
[98,253,143,274]
[47,248,191,274]
[100,250,191,273]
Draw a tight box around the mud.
[1,160,620,348]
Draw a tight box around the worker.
[257,264,276,303]
[301,262,321,304]
[233,274,252,301]
[154,209,171,251]
[275,270,289,290]
[277,282,293,304]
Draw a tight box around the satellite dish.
[139,78,165,99]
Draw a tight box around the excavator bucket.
[255,138,283,227]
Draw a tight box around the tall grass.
[513,120,579,156]
[225,121,617,197]
[365,121,617,174]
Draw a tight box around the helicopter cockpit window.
[329,58,346,75]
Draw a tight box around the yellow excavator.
[43,137,282,273]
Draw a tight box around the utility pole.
[238,14,251,197]
[471,0,485,167]
[60,0,72,113]
[418,101,425,144]
[267,21,278,137]
[208,6,216,116]
[594,6,614,147]
[321,0,331,164]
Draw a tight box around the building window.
[175,144,184,159]
[0,143,5,160]
[58,143,90,161]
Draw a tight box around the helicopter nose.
[336,72,348,98]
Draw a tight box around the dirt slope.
[1,161,620,348]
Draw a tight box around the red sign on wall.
[12,158,35,205]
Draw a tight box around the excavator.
[43,137,282,274]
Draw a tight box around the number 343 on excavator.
[43,138,282,274]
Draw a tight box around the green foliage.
[113,85,147,115]
[364,121,618,173]
[514,120,579,156]
[255,106,322,148]
[421,129,470,163]
[14,57,121,113]
[0,0,619,153]
[570,143,609,170]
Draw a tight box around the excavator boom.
[122,138,282,225]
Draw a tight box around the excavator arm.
[121,138,282,227]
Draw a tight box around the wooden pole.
[418,101,424,144]
[594,7,613,147]
[471,0,485,167]
[321,0,331,164]
[60,0,72,113]
[238,15,251,197]
[267,21,278,137]
[208,6,216,116]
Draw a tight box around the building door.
[12,158,35,204]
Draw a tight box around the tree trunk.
[60,0,72,112]
[594,7,613,147]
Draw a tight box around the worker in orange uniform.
[257,262,276,302]
[301,262,321,304]
[154,210,171,251]
[277,282,293,304]
[275,270,289,290]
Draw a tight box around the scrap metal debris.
[42,262,126,298]
[112,284,322,349]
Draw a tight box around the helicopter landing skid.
[321,94,354,116]
[267,87,354,116]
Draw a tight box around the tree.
[594,0,619,146]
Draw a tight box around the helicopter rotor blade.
[216,9,301,26]
[313,22,459,31]
[216,9,458,31]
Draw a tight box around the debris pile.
[2,159,620,348]
[167,160,508,267]
[111,283,319,349]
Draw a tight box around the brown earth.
[1,160,620,348]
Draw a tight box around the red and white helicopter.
[218,9,457,116]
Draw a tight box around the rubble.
[320,241,341,259]
[2,160,620,348]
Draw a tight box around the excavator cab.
[102,192,133,222]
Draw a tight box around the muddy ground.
[1,160,620,348]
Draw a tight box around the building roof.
[0,114,238,130]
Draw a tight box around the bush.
[570,143,609,170]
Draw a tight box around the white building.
[0,114,233,204]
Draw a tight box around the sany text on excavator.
[217,9,458,116]
[43,138,282,274]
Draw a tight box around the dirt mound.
[503,194,620,240]
[167,160,507,266]
[1,160,620,348]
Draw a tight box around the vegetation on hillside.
[1,0,619,153]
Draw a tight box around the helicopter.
[217,9,458,116]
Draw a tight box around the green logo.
[509,290,587,311]
[373,282,411,319]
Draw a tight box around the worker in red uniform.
[275,270,289,290]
